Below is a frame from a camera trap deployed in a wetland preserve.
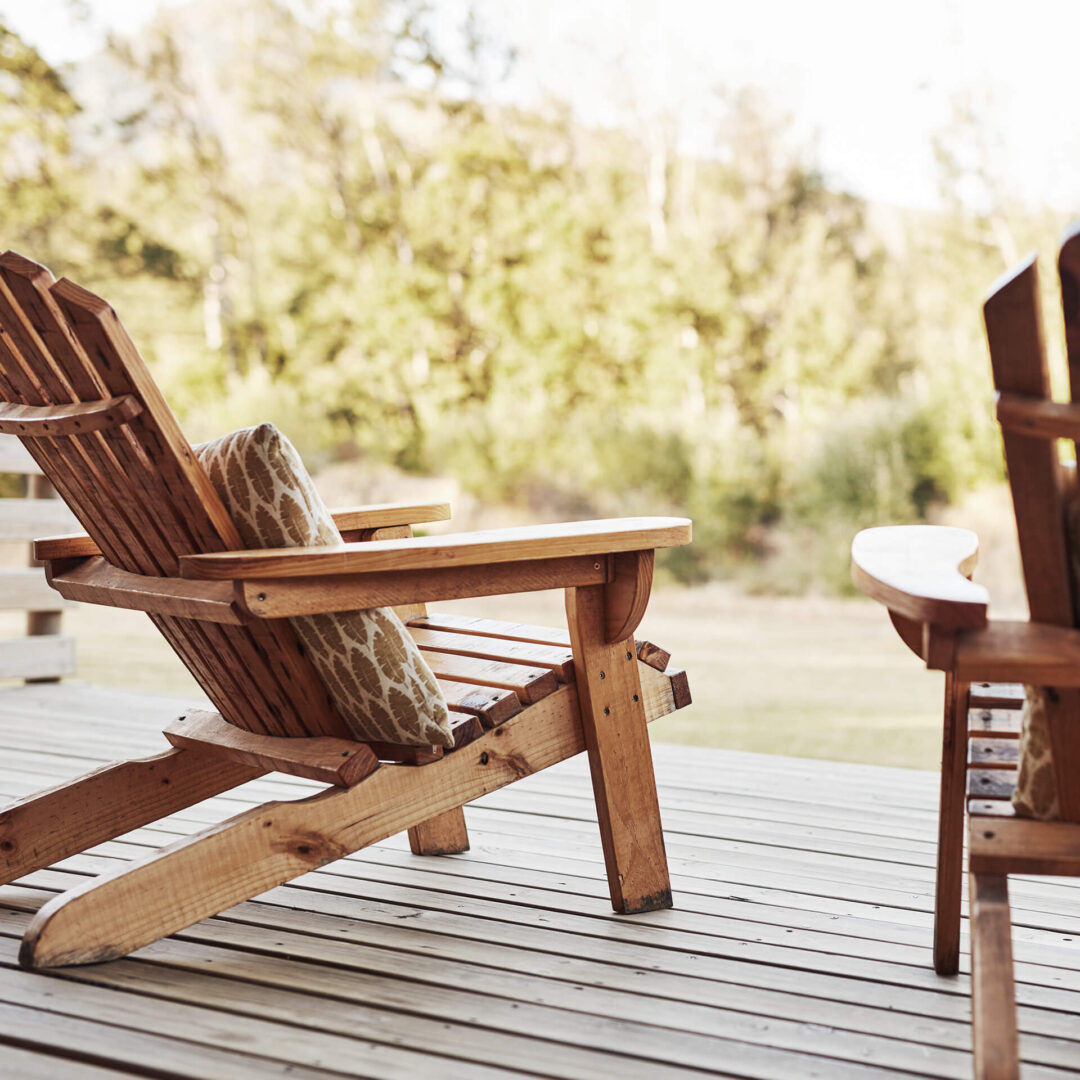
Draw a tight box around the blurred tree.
[0,2,1038,588]
[0,20,81,264]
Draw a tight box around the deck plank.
[1,683,1080,1077]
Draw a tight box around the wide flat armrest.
[34,501,453,561]
[180,517,692,580]
[954,621,1080,684]
[851,525,989,629]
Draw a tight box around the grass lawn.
[52,583,949,771]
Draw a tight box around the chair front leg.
[565,583,671,914]
[934,672,969,975]
[969,870,1020,1079]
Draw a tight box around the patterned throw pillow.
[195,423,453,748]
[1012,687,1059,819]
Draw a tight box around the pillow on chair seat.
[195,423,453,748]
[1012,687,1058,819]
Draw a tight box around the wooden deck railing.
[0,433,78,681]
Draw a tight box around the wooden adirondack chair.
[0,251,692,970]
[852,225,1080,1078]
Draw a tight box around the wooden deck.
[1,684,1079,1079]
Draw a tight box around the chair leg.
[0,746,263,885]
[565,584,671,914]
[969,871,1020,1080]
[408,806,470,854]
[934,673,969,975]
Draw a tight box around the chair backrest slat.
[984,257,1074,628]
[0,252,349,740]
[986,245,1080,820]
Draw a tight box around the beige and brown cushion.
[1012,687,1059,819]
[195,423,452,748]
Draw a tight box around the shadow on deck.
[0,681,1078,1079]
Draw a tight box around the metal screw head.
[599,671,605,680]
[632,694,639,703]
[603,707,610,716]
[626,651,632,660]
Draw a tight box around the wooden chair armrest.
[330,502,450,533]
[33,502,453,562]
[953,621,1080,684]
[35,533,101,560]
[851,525,989,629]
[179,517,693,581]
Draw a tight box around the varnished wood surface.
[179,518,693,580]
[2,683,1080,1077]
[0,395,142,437]
[850,526,989,629]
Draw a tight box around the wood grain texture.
[32,533,102,560]
[604,550,654,643]
[419,651,560,705]
[20,684,605,968]
[995,392,1080,442]
[180,517,692,580]
[408,625,575,683]
[234,556,610,617]
[408,613,672,673]
[969,816,1080,875]
[162,710,380,787]
[0,252,351,740]
[984,255,1080,821]
[932,673,967,976]
[968,873,1020,1080]
[0,394,141,437]
[1058,222,1080,465]
[407,807,470,856]
[952,620,1080,683]
[33,502,450,561]
[983,256,1073,622]
[330,502,451,531]
[435,678,522,727]
[565,584,671,915]
[850,526,988,628]
[0,746,264,885]
[45,556,242,623]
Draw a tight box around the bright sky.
[4,0,1078,211]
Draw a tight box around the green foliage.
[0,5,1046,589]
